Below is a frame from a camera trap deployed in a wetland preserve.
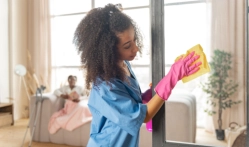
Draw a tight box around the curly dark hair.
[73,4,143,90]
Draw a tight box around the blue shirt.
[87,61,147,147]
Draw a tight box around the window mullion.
[150,0,166,146]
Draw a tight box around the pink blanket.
[48,99,92,134]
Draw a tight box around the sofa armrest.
[43,93,65,113]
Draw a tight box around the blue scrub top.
[87,61,147,147]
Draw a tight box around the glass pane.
[50,0,91,15]
[164,2,224,147]
[123,8,150,65]
[132,66,151,92]
[164,3,209,65]
[165,0,202,4]
[164,1,246,147]
[51,14,85,66]
[123,8,151,92]
[95,0,149,8]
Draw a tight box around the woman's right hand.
[171,51,201,80]
[154,51,201,100]
[145,52,201,122]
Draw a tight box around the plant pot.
[215,129,225,140]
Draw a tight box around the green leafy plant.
[201,49,241,132]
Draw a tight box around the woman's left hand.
[142,83,152,103]
[73,99,80,103]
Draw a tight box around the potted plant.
[201,49,241,140]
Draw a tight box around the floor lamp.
[14,64,30,101]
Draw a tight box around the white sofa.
[29,90,196,147]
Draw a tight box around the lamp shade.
[14,64,27,76]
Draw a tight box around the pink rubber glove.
[146,120,153,132]
[155,51,201,100]
[141,84,153,132]
[141,83,152,103]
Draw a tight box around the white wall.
[0,0,10,103]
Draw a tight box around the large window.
[50,0,208,127]
[49,0,243,147]
[50,0,210,125]
[49,1,249,147]
[164,0,209,128]
[50,0,208,138]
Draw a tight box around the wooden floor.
[0,119,71,147]
[0,119,227,147]
[196,128,227,147]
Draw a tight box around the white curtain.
[27,0,51,94]
[205,0,246,132]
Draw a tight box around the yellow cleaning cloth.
[175,44,210,83]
